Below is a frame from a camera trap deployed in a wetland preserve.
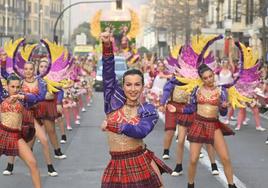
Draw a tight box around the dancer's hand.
[101,120,108,131]
[57,104,63,114]
[100,32,111,44]
[167,104,176,112]
[158,105,166,113]
[221,101,228,108]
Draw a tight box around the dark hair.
[198,64,213,78]
[123,69,144,86]
[7,73,21,84]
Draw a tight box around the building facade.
[0,0,64,43]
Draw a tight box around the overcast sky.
[68,0,149,31]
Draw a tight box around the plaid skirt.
[102,146,172,188]
[35,100,60,121]
[22,108,35,127]
[0,124,21,156]
[187,114,235,144]
[165,101,194,131]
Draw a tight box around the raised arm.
[160,77,183,105]
[102,34,126,114]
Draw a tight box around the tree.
[71,22,97,45]
[151,0,208,46]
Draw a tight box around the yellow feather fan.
[227,86,252,109]
[127,9,140,40]
[21,44,38,61]
[175,76,203,94]
[90,10,102,39]
[42,39,66,63]
[238,42,259,69]
[191,35,217,57]
[171,45,182,59]
[4,38,24,58]
[43,77,70,94]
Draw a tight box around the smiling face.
[38,61,49,75]
[24,63,35,79]
[7,80,21,95]
[200,70,215,87]
[123,74,144,102]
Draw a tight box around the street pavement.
[0,92,268,188]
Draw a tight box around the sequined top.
[196,87,220,106]
[21,84,39,95]
[183,86,228,117]
[0,99,23,129]
[106,108,144,152]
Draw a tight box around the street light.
[5,3,8,36]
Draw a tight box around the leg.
[175,126,187,164]
[251,106,261,128]
[236,108,246,130]
[56,117,67,143]
[162,130,175,159]
[206,144,216,163]
[206,144,219,175]
[172,126,187,176]
[34,120,53,165]
[18,139,41,188]
[44,120,59,149]
[63,107,72,130]
[188,143,203,184]
[213,129,234,184]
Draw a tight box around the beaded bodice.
[106,108,143,152]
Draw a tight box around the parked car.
[94,56,128,91]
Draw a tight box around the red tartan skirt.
[187,114,235,144]
[22,108,35,127]
[35,100,60,121]
[165,102,194,131]
[0,123,21,156]
[101,146,172,188]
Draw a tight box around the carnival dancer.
[216,57,236,124]
[100,32,172,188]
[0,73,42,188]
[159,39,221,176]
[35,58,67,159]
[148,60,171,106]
[1,39,58,177]
[182,64,236,188]
[233,42,266,131]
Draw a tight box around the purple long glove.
[119,103,159,139]
[219,86,228,116]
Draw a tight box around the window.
[233,0,242,22]
[34,2,38,14]
[34,20,38,32]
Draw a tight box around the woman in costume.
[1,39,58,177]
[148,59,171,107]
[100,32,172,188]
[159,36,222,176]
[233,42,266,131]
[183,64,236,188]
[0,64,42,188]
[35,58,67,159]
